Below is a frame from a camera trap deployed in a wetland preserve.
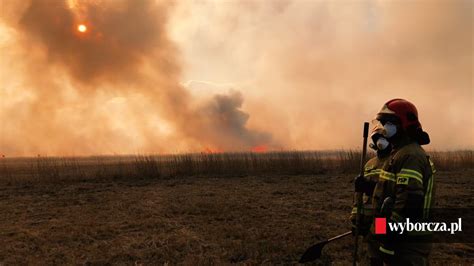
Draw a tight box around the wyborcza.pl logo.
[375,217,462,235]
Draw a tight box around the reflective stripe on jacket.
[371,141,436,254]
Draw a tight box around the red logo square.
[375,217,387,234]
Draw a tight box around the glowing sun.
[77,24,87,33]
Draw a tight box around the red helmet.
[376,99,421,130]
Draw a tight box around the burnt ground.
[0,170,473,265]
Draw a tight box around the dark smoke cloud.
[0,0,272,156]
[199,91,272,149]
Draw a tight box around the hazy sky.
[0,0,472,156]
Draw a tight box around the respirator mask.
[372,134,390,150]
[370,119,397,155]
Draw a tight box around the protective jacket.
[371,138,436,261]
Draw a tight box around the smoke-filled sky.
[0,0,472,156]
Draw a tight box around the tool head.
[299,240,328,263]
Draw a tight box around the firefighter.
[370,99,436,266]
[350,128,391,265]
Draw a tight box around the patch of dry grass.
[429,150,473,171]
[1,150,471,184]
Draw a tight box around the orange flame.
[251,145,267,153]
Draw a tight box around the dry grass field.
[0,151,472,265]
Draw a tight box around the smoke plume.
[0,0,272,155]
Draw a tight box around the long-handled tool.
[299,122,370,264]
[299,231,352,263]
[353,122,370,266]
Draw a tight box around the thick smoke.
[0,0,272,155]
[171,0,473,150]
[1,0,472,155]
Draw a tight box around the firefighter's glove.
[354,176,374,194]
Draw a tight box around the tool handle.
[328,231,352,242]
[354,122,370,266]
[359,122,369,177]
